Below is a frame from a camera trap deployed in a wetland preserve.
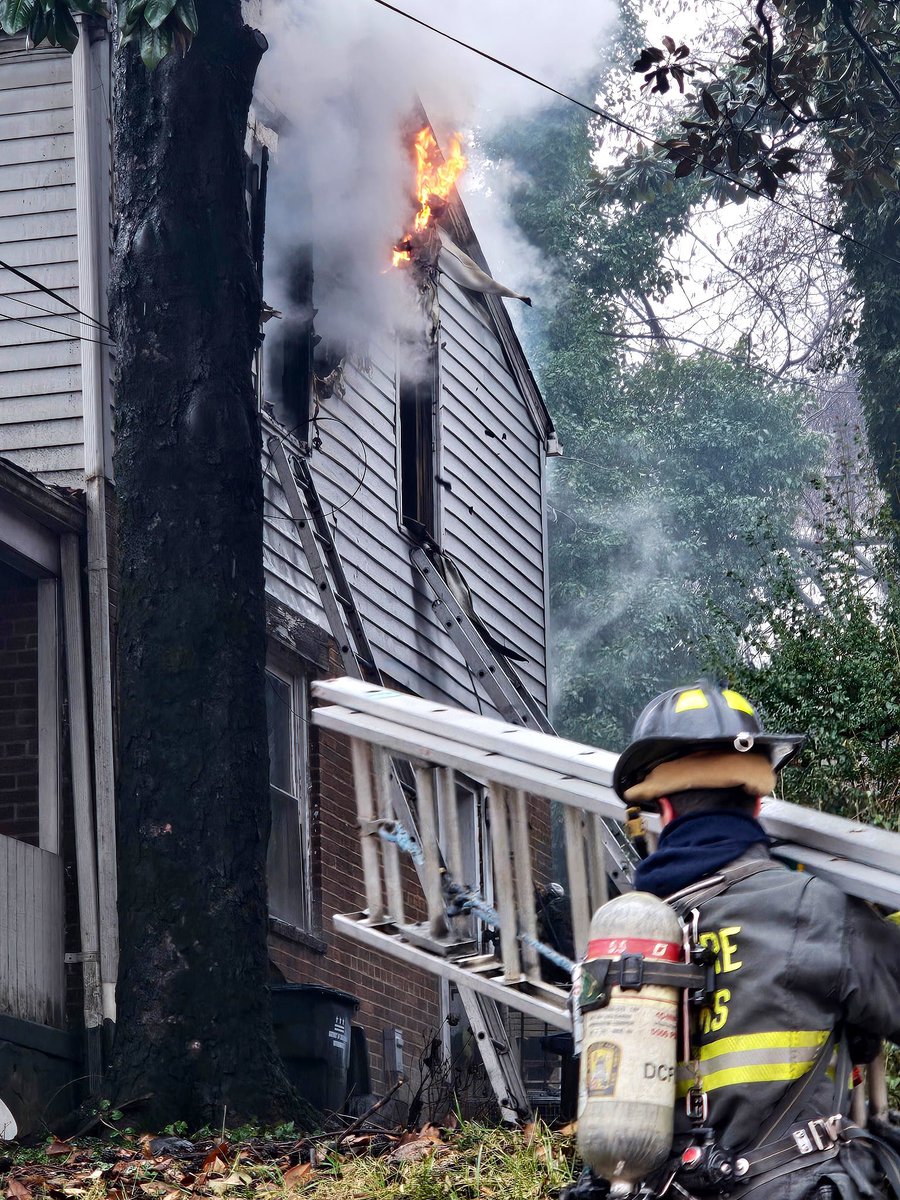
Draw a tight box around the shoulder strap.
[748,1027,840,1151]
[667,857,783,916]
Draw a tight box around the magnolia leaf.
[662,34,676,54]
[24,2,46,44]
[139,16,173,68]
[174,0,196,34]
[118,0,144,28]
[0,0,36,35]
[48,2,79,51]
[143,0,176,30]
[700,88,721,119]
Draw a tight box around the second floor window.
[397,341,439,541]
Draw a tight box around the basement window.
[397,341,439,541]
[265,664,310,930]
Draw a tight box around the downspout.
[72,18,119,1038]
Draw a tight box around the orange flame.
[392,126,467,268]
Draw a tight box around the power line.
[0,303,114,349]
[4,289,109,334]
[370,0,900,272]
[0,256,109,332]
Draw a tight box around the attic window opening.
[398,342,438,541]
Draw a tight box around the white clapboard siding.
[0,38,84,488]
[262,278,549,713]
[0,835,65,1028]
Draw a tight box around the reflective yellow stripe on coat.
[677,1029,829,1095]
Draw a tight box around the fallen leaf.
[558,1121,577,1136]
[389,1139,442,1164]
[523,1121,537,1144]
[282,1162,311,1189]
[201,1143,230,1173]
[46,1140,73,1159]
[207,1173,251,1195]
[7,1181,32,1200]
[138,1183,170,1197]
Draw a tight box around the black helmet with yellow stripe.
[613,681,806,803]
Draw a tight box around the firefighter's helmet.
[612,681,806,802]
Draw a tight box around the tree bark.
[106,0,298,1128]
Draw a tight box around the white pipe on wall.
[72,18,119,1030]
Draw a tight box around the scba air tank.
[577,891,683,1195]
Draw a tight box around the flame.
[392,126,467,268]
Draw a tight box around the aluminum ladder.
[269,440,532,1120]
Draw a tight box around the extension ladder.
[269,440,534,1120]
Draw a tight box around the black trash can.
[270,984,360,1113]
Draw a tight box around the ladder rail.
[272,445,537,1118]
[410,546,638,890]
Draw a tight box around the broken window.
[265,663,310,930]
[264,247,346,447]
[397,340,439,540]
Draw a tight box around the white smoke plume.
[255,0,618,352]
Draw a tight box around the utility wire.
[0,303,114,349]
[0,257,109,332]
[370,0,900,271]
[4,289,111,334]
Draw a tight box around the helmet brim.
[612,732,807,801]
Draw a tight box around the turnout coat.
[668,845,900,1200]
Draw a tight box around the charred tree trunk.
[106,1,297,1127]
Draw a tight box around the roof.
[0,456,85,535]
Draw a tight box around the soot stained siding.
[0,40,83,488]
[260,274,549,712]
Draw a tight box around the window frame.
[395,337,442,543]
[265,658,312,933]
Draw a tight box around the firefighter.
[611,680,900,1200]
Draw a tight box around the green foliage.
[552,351,819,749]
[839,192,900,529]
[632,0,900,208]
[709,495,900,826]
[118,0,198,67]
[491,76,821,749]
[0,0,106,52]
[0,0,196,65]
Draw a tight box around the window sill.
[268,915,327,955]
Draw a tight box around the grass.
[0,1121,578,1200]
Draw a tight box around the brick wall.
[268,724,443,1102]
[0,563,39,844]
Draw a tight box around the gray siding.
[438,278,547,706]
[262,277,548,713]
[0,41,84,488]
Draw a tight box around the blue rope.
[376,819,426,867]
[376,823,576,976]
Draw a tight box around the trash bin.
[270,984,360,1113]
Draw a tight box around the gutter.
[72,18,119,1039]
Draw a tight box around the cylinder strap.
[580,955,707,1012]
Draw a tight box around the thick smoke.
[255,0,617,353]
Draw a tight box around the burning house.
[0,11,558,1128]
